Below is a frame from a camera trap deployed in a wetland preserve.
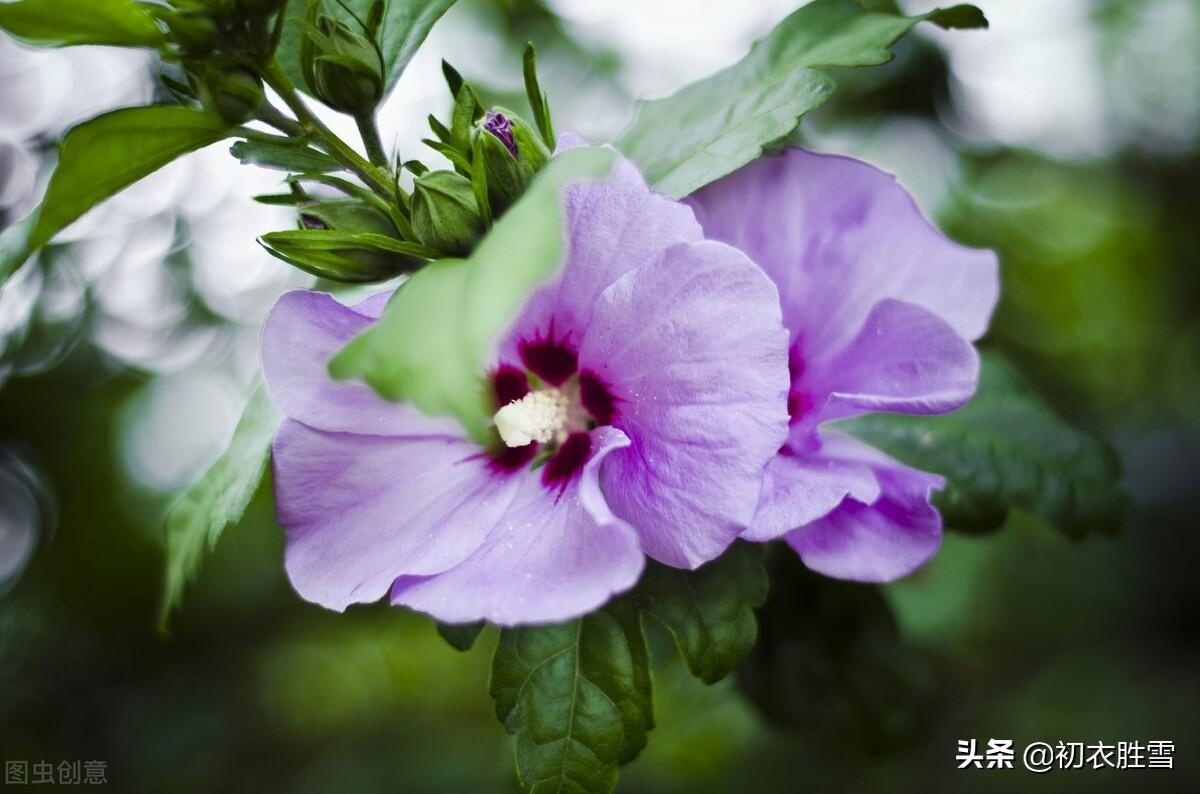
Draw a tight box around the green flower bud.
[201,67,264,124]
[301,12,385,114]
[473,110,551,215]
[166,6,220,56]
[260,230,422,283]
[411,170,485,256]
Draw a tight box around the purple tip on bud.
[484,111,518,157]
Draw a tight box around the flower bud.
[165,4,220,57]
[260,230,421,283]
[301,14,385,114]
[473,110,551,215]
[201,67,264,124]
[411,170,485,256]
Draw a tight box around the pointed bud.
[201,67,264,124]
[411,170,485,255]
[259,230,422,283]
[473,109,550,215]
[301,13,385,114]
[165,6,219,57]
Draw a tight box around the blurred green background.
[1,0,1197,791]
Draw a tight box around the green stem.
[355,113,388,168]
[260,60,395,201]
[254,102,304,137]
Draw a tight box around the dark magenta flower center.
[487,334,619,489]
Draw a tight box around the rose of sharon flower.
[262,138,790,625]
[687,148,1000,581]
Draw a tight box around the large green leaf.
[1,106,231,287]
[328,146,614,442]
[615,0,986,198]
[736,550,940,754]
[635,542,767,684]
[0,0,165,48]
[490,599,653,794]
[840,353,1127,537]
[159,386,281,628]
[277,0,456,100]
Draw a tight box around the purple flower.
[687,148,999,581]
[483,111,517,156]
[261,136,790,625]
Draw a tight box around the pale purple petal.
[390,427,644,625]
[786,433,945,582]
[817,298,980,423]
[500,144,703,363]
[745,431,881,542]
[580,240,790,568]
[262,289,461,437]
[275,420,521,611]
[686,147,999,364]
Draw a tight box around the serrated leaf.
[615,0,986,198]
[230,139,341,173]
[278,0,456,101]
[1,106,231,287]
[839,352,1127,537]
[328,145,615,442]
[437,621,484,652]
[490,598,653,794]
[736,550,939,753]
[635,542,767,684]
[159,386,281,629]
[0,0,165,48]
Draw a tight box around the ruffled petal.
[817,298,980,423]
[275,420,522,611]
[390,427,644,625]
[262,289,461,437]
[686,147,999,363]
[499,144,703,363]
[785,433,944,582]
[745,431,881,542]
[579,240,790,568]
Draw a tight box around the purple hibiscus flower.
[261,136,790,625]
[687,148,999,581]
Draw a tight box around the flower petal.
[686,147,999,361]
[580,240,790,568]
[389,427,644,625]
[745,431,881,542]
[261,289,461,437]
[818,298,980,422]
[275,420,521,611]
[786,433,945,582]
[500,146,703,362]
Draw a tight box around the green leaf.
[490,598,653,793]
[159,386,281,629]
[1,106,231,287]
[437,621,484,652]
[839,353,1127,537]
[523,43,555,148]
[635,542,767,684]
[328,145,615,442]
[0,0,165,48]
[615,0,986,198]
[278,0,456,101]
[736,550,939,753]
[230,139,341,173]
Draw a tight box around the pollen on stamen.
[494,389,568,447]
